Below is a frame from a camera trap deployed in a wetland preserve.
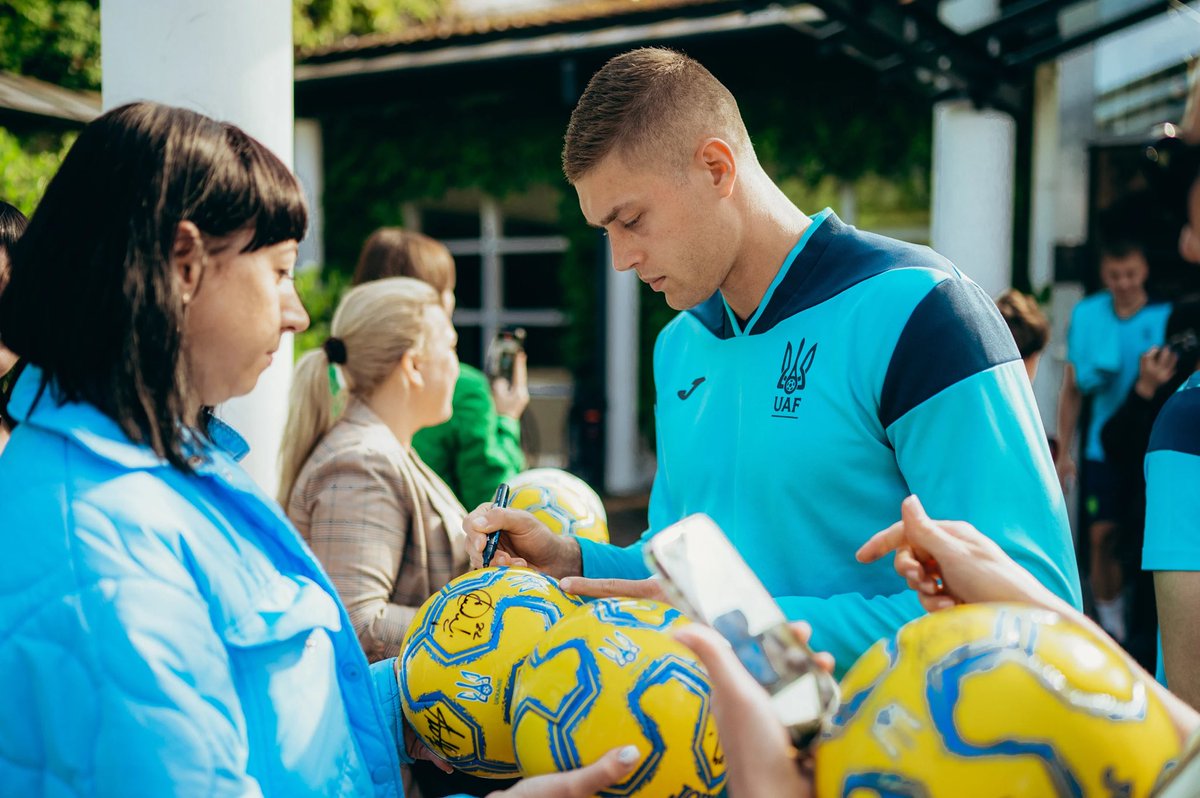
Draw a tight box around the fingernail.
[559,577,575,592]
[472,516,489,531]
[617,745,640,764]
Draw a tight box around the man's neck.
[720,185,813,321]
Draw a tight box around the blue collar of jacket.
[9,365,250,470]
[688,208,837,339]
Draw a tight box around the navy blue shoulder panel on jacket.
[879,278,1020,429]
[1148,385,1200,457]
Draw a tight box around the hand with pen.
[465,489,668,601]
[469,483,574,575]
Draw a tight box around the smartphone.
[644,514,840,748]
[485,327,526,383]
[1167,329,1200,363]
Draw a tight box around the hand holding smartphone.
[644,514,840,748]
[485,327,526,384]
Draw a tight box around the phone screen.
[648,516,785,638]
[645,515,839,743]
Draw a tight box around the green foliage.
[321,101,568,271]
[0,0,101,91]
[0,0,450,90]
[0,128,75,215]
[294,266,353,359]
[294,0,447,50]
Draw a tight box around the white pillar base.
[604,255,643,496]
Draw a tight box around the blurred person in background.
[279,276,470,664]
[995,288,1051,382]
[1103,297,1200,670]
[354,228,528,508]
[1142,88,1200,708]
[1056,197,1171,644]
[0,200,28,456]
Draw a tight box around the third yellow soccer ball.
[816,603,1180,797]
[507,467,609,544]
[510,598,725,796]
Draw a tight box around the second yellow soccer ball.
[510,598,726,796]
[507,467,609,543]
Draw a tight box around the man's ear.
[400,350,425,389]
[172,221,205,302]
[696,138,737,199]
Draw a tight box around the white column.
[604,250,642,495]
[837,181,857,226]
[102,0,296,492]
[930,101,1016,299]
[480,198,503,359]
[1028,62,1063,431]
[294,119,325,271]
[937,0,998,32]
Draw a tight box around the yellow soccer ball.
[508,467,609,544]
[816,603,1181,797]
[510,598,726,796]
[398,567,584,778]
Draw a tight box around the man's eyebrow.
[594,203,629,229]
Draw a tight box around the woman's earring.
[181,292,192,305]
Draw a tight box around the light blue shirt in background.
[1067,293,1170,463]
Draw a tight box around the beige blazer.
[287,400,470,662]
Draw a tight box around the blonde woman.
[354,227,529,509]
[280,277,471,663]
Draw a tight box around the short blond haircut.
[562,48,753,183]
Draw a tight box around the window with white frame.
[403,188,570,370]
[405,187,575,466]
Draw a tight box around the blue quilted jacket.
[0,367,413,796]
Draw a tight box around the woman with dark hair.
[0,199,28,455]
[0,102,635,797]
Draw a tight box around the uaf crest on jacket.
[773,338,817,418]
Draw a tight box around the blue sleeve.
[756,281,1081,674]
[778,591,924,679]
[880,279,1082,609]
[578,536,650,580]
[1143,389,1200,571]
[65,502,266,797]
[1067,298,1117,394]
[787,362,1083,674]
[371,658,410,765]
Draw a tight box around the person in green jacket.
[354,227,529,508]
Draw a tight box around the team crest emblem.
[777,339,817,395]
